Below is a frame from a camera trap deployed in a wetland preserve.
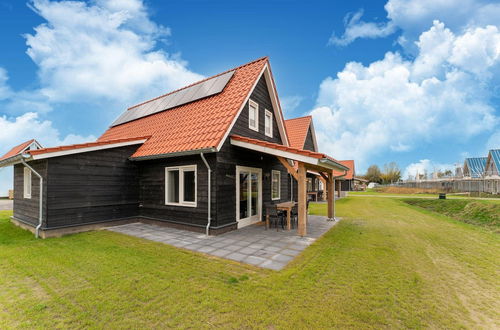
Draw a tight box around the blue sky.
[0,0,499,193]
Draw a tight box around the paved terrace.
[107,215,339,270]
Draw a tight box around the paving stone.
[281,248,302,256]
[226,252,247,262]
[238,247,258,255]
[260,260,287,271]
[271,254,295,263]
[210,249,232,257]
[244,255,266,266]
[198,246,217,253]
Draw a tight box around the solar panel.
[111,70,235,127]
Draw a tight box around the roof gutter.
[318,158,350,172]
[0,154,31,168]
[21,157,43,238]
[130,148,217,161]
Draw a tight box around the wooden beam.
[297,162,307,236]
[277,156,298,180]
[327,172,334,219]
[319,171,329,182]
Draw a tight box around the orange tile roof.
[98,57,270,159]
[333,160,355,179]
[284,116,312,149]
[231,135,346,169]
[0,139,36,161]
[28,137,149,156]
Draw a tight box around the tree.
[381,162,401,184]
[364,165,382,183]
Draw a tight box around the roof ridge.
[127,56,269,111]
[285,115,312,122]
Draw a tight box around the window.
[165,165,197,207]
[271,170,280,200]
[307,178,313,192]
[248,99,259,131]
[23,167,31,199]
[264,109,273,138]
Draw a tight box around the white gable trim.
[308,119,319,152]
[216,63,289,151]
[31,139,147,160]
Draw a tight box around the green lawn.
[402,198,500,232]
[1,198,499,328]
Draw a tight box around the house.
[463,157,487,178]
[484,149,500,194]
[0,57,348,238]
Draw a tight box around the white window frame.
[23,167,32,199]
[264,109,273,138]
[271,170,281,200]
[165,165,197,207]
[248,99,259,132]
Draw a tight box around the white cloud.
[486,130,500,151]
[0,68,12,100]
[312,21,500,170]
[329,9,396,46]
[332,0,500,47]
[403,159,455,180]
[0,112,95,195]
[24,0,202,104]
[281,95,304,115]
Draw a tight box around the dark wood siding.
[214,73,290,227]
[45,145,140,228]
[137,153,216,228]
[215,144,291,227]
[231,75,283,144]
[303,127,316,152]
[13,161,48,226]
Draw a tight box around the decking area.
[107,215,338,270]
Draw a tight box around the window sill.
[165,202,197,208]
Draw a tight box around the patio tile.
[107,215,337,270]
[226,252,247,262]
[238,247,258,255]
[244,255,267,266]
[281,249,302,257]
[196,246,217,253]
[260,260,287,271]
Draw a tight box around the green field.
[0,197,499,328]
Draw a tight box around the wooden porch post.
[320,176,327,201]
[297,162,307,236]
[327,173,334,219]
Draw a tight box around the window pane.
[265,114,270,133]
[249,105,256,127]
[167,170,179,203]
[183,170,195,202]
[272,171,280,199]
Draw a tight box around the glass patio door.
[236,166,262,228]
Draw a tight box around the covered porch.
[230,135,349,236]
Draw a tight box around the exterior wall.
[232,75,283,145]
[303,127,316,152]
[13,160,48,227]
[45,145,140,228]
[137,153,216,229]
[215,73,289,227]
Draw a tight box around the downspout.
[21,158,43,238]
[200,153,211,236]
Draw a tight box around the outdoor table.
[276,201,296,230]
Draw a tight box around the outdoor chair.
[290,205,298,229]
[266,206,284,231]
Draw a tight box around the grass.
[1,198,499,328]
[403,199,500,232]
